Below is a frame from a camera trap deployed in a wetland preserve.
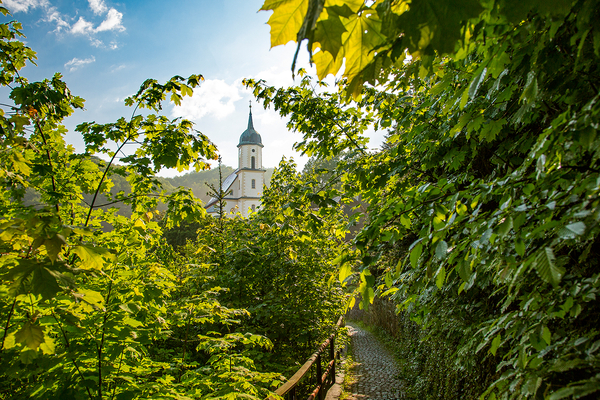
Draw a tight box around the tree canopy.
[248,0,600,398]
[0,3,346,398]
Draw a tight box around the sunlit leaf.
[262,0,309,47]
[72,245,114,270]
[542,326,551,345]
[14,321,44,351]
[338,262,352,286]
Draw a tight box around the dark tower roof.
[238,105,264,147]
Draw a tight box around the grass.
[338,328,359,400]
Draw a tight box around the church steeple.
[238,102,263,147]
[207,104,266,218]
[248,102,255,130]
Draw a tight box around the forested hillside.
[23,163,274,218]
[165,167,275,204]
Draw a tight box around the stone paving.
[344,323,402,400]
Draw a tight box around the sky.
[1,0,385,176]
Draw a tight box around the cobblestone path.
[345,323,402,400]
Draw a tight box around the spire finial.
[248,101,254,129]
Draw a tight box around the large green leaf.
[313,4,351,58]
[262,0,309,47]
[73,289,105,312]
[489,334,501,356]
[496,216,513,237]
[468,67,487,99]
[42,234,66,263]
[410,242,423,268]
[3,259,70,299]
[533,247,563,287]
[435,240,448,260]
[72,244,114,270]
[542,326,551,345]
[338,262,352,286]
[339,12,385,85]
[311,48,344,80]
[558,222,586,239]
[359,270,375,310]
[435,266,446,289]
[14,321,45,351]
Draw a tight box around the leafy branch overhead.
[261,0,582,97]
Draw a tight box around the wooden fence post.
[316,353,323,400]
[267,317,344,400]
[330,336,335,385]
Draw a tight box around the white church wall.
[239,144,263,170]
[239,170,264,197]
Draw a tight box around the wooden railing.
[268,316,345,400]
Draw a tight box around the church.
[205,105,266,218]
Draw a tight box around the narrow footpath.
[343,323,402,400]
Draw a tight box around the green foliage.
[0,8,285,399]
[256,0,600,398]
[178,158,349,376]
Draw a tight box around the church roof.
[205,171,238,208]
[238,106,264,147]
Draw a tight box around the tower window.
[252,149,255,152]
[252,179,256,189]
[251,156,255,169]
[251,204,256,212]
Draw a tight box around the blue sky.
[2,0,384,175]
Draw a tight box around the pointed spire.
[248,101,254,130]
[238,101,263,147]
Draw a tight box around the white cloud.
[71,16,94,35]
[64,56,95,72]
[88,0,107,15]
[90,37,103,47]
[70,8,123,35]
[2,0,49,13]
[110,64,126,73]
[5,0,125,46]
[172,79,242,120]
[96,8,124,32]
[45,7,69,32]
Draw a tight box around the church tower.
[234,104,264,214]
[205,104,266,217]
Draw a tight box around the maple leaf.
[261,0,309,47]
[72,244,115,270]
[14,321,45,351]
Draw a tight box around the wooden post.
[330,336,335,385]
[316,353,323,400]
